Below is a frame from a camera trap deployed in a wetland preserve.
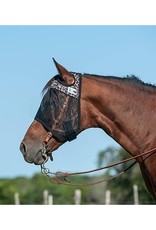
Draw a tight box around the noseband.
[44,131,53,143]
[43,131,53,161]
[43,96,71,160]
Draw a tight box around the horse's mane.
[42,73,156,94]
[84,74,156,90]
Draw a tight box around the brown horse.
[20,59,156,200]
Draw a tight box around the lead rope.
[41,147,156,187]
[41,160,137,187]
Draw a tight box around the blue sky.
[1,25,156,178]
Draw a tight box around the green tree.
[0,174,91,204]
[97,147,155,204]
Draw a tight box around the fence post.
[48,195,53,205]
[74,189,81,205]
[105,190,111,205]
[133,184,139,205]
[14,192,20,205]
[43,190,49,205]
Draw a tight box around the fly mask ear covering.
[35,73,82,142]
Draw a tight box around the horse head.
[20,59,82,165]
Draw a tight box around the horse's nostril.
[20,142,27,154]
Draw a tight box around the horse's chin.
[23,151,49,165]
[34,155,49,165]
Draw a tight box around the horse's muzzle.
[20,141,49,165]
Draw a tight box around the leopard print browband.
[50,73,81,99]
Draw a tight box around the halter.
[34,72,82,162]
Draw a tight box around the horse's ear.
[52,58,75,85]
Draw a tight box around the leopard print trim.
[50,73,81,99]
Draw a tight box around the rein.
[41,147,156,187]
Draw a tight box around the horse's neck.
[80,75,156,156]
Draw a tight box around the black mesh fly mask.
[35,73,81,142]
